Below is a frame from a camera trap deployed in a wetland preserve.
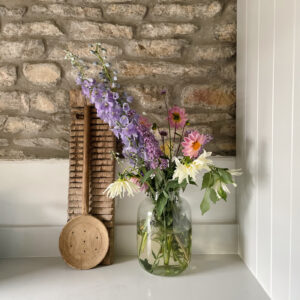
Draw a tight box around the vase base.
[139,259,188,277]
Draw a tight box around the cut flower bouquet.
[66,43,241,276]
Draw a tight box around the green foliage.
[139,259,153,273]
[199,167,235,214]
[157,193,168,217]
[200,188,211,215]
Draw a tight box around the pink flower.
[139,116,151,129]
[168,106,188,129]
[130,177,148,192]
[182,131,212,158]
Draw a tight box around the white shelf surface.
[0,255,269,300]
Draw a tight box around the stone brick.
[151,2,222,20]
[48,41,122,60]
[217,141,236,152]
[126,85,168,110]
[125,39,185,59]
[3,117,48,135]
[139,23,198,38]
[157,0,195,2]
[0,139,9,147]
[189,45,236,62]
[3,21,63,37]
[226,2,237,13]
[0,40,45,61]
[219,63,236,81]
[0,149,26,159]
[31,90,69,114]
[0,115,7,129]
[214,23,237,42]
[0,6,26,18]
[68,21,133,40]
[0,91,29,114]
[30,4,102,19]
[39,0,65,2]
[116,61,214,79]
[66,62,99,83]
[104,4,146,21]
[220,122,236,137]
[69,0,132,3]
[193,125,213,135]
[31,93,57,114]
[23,63,61,86]
[181,85,236,110]
[0,65,17,87]
[13,138,68,151]
[189,113,233,124]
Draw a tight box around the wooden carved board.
[68,90,115,265]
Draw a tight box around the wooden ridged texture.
[68,90,115,265]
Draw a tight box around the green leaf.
[156,194,168,217]
[200,189,210,215]
[162,190,169,199]
[210,188,219,203]
[140,170,154,184]
[139,259,153,273]
[218,169,233,184]
[180,179,188,192]
[218,186,227,201]
[189,179,197,186]
[166,180,180,190]
[155,169,164,184]
[201,172,213,189]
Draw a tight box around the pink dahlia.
[182,131,212,158]
[168,106,188,129]
[130,177,148,192]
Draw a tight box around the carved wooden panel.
[68,90,115,265]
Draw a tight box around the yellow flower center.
[192,141,201,151]
[172,113,181,122]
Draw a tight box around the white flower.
[193,150,213,171]
[228,168,243,176]
[104,178,139,198]
[221,182,230,193]
[212,180,230,198]
[172,157,199,184]
[172,151,213,184]
[172,158,197,184]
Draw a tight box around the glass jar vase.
[137,193,192,276]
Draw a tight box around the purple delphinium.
[137,121,168,169]
[70,46,168,170]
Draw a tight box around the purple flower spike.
[123,103,130,113]
[119,115,129,127]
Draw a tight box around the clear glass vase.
[137,193,192,276]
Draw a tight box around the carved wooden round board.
[59,215,109,270]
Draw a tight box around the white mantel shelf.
[0,255,269,300]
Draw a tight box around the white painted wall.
[237,0,300,299]
[0,157,237,257]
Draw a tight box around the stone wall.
[0,0,236,159]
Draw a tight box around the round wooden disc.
[59,215,109,270]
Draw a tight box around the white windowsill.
[0,255,270,300]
